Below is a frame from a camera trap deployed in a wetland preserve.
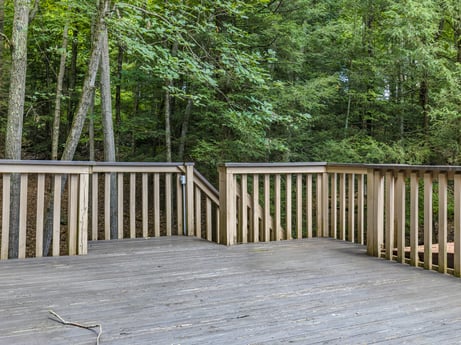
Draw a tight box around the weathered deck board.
[1,237,461,345]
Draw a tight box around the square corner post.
[322,172,329,237]
[185,164,195,237]
[77,172,90,255]
[218,166,236,245]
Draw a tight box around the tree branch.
[49,310,102,345]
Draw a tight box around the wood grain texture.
[1,237,461,345]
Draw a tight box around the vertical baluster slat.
[130,173,136,238]
[165,173,172,237]
[306,174,313,238]
[454,174,461,277]
[423,172,432,270]
[385,172,395,260]
[241,174,248,243]
[91,173,98,241]
[410,172,419,267]
[374,171,385,257]
[296,174,303,239]
[117,173,124,239]
[357,174,364,244]
[176,175,183,236]
[104,173,111,240]
[348,173,355,243]
[438,173,447,274]
[252,175,259,243]
[316,174,323,237]
[330,173,337,239]
[142,173,148,238]
[206,198,212,241]
[153,174,160,237]
[78,173,89,255]
[339,173,346,240]
[275,174,281,241]
[18,174,28,259]
[396,172,406,263]
[286,174,292,240]
[264,174,270,242]
[68,174,78,255]
[36,173,45,257]
[1,174,11,259]
[52,175,62,256]
[195,187,202,238]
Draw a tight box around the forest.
[1,0,461,180]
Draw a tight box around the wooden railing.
[0,161,219,259]
[3,159,461,279]
[218,162,461,278]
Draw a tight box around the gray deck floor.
[1,237,461,345]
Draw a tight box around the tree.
[5,0,30,258]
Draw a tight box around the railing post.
[219,165,236,245]
[322,172,329,238]
[374,170,385,257]
[366,169,375,256]
[454,174,461,277]
[78,172,89,255]
[185,164,195,237]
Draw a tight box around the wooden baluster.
[165,173,172,237]
[385,172,395,261]
[195,187,201,238]
[339,173,346,241]
[36,174,45,257]
[423,173,433,269]
[68,174,78,255]
[438,173,448,274]
[395,172,406,263]
[410,172,419,267]
[330,173,337,239]
[104,172,111,240]
[374,171,385,257]
[454,174,461,277]
[252,175,259,243]
[286,174,292,240]
[130,173,136,238]
[206,198,212,241]
[78,173,89,255]
[296,174,303,239]
[264,174,270,242]
[348,173,355,243]
[153,174,160,237]
[142,173,148,238]
[18,174,28,259]
[240,174,248,243]
[1,174,11,260]
[275,174,281,241]
[357,174,364,245]
[117,173,124,239]
[53,175,62,257]
[91,172,98,241]
[306,174,313,238]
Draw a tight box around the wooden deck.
[1,238,461,345]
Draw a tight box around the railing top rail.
[0,160,92,174]
[92,162,193,173]
[220,162,328,174]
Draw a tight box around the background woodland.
[1,0,461,181]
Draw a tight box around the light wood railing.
[218,162,461,278]
[0,161,219,259]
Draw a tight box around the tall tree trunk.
[5,0,30,259]
[66,29,78,132]
[164,81,173,162]
[100,16,118,239]
[0,0,5,107]
[115,44,123,159]
[43,0,107,256]
[51,19,69,160]
[178,97,192,161]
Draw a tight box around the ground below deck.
[1,237,461,345]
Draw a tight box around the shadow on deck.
[1,237,461,345]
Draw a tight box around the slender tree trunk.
[115,44,123,159]
[0,0,5,106]
[178,97,192,161]
[5,0,30,259]
[51,19,69,160]
[67,29,78,132]
[43,0,107,256]
[100,15,118,239]
[164,82,173,162]
[88,90,95,161]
